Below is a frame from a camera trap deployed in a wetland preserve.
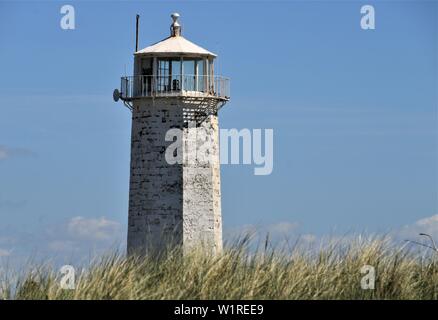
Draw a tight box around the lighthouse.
[114,13,230,256]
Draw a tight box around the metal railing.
[120,75,230,100]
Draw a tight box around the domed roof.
[134,13,216,58]
[135,35,216,57]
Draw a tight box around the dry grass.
[1,235,438,300]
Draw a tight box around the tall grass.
[1,235,437,300]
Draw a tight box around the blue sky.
[0,0,437,264]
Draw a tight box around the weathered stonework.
[127,98,222,256]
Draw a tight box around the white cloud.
[0,248,12,257]
[267,222,299,235]
[398,214,438,239]
[0,217,125,267]
[67,216,121,241]
[0,145,35,160]
[415,215,438,233]
[392,214,438,252]
[0,147,7,160]
[48,240,78,252]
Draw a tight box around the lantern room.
[119,13,229,101]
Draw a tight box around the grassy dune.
[1,236,438,300]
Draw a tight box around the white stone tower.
[114,13,230,256]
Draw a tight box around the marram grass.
[1,236,438,300]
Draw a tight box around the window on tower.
[149,57,211,94]
[157,58,182,92]
[182,59,206,92]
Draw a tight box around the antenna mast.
[135,14,140,52]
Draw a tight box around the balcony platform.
[119,75,230,124]
[120,75,230,101]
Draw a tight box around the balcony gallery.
[120,57,230,100]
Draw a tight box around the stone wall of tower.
[182,115,222,254]
[127,98,222,256]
